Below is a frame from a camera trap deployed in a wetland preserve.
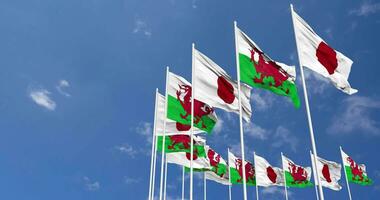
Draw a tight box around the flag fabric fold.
[282,155,313,188]
[291,8,357,95]
[167,72,218,134]
[254,154,284,187]
[236,27,300,108]
[228,151,256,186]
[155,92,203,136]
[310,153,342,191]
[193,48,252,122]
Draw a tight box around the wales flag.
[340,148,373,186]
[282,154,313,188]
[156,134,206,154]
[228,151,256,186]
[167,71,218,134]
[235,26,300,108]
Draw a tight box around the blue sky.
[0,0,379,199]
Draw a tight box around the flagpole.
[228,148,232,200]
[253,152,259,200]
[310,151,320,200]
[340,146,353,200]
[148,89,159,200]
[234,20,248,200]
[164,156,168,200]
[204,172,207,200]
[159,67,170,200]
[190,43,195,200]
[182,166,185,200]
[152,129,158,200]
[290,4,324,200]
[281,153,288,200]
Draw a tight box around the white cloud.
[250,91,274,111]
[302,69,330,95]
[272,126,298,152]
[133,19,152,37]
[136,122,153,143]
[244,122,269,140]
[83,176,100,191]
[56,79,71,97]
[324,28,333,39]
[29,88,56,111]
[191,0,198,9]
[328,96,380,136]
[350,1,380,16]
[261,187,292,198]
[124,177,141,184]
[212,118,224,134]
[115,143,138,158]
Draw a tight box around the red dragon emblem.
[207,149,223,177]
[250,47,290,92]
[288,162,308,184]
[185,148,199,161]
[235,159,255,183]
[347,157,369,182]
[176,84,214,128]
[168,135,194,150]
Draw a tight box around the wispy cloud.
[250,91,274,111]
[136,122,153,143]
[132,19,152,37]
[56,79,71,97]
[213,118,224,134]
[350,1,380,16]
[114,143,138,158]
[124,176,141,184]
[244,122,269,140]
[83,176,100,191]
[302,69,330,95]
[328,96,380,136]
[272,126,298,152]
[191,0,198,9]
[29,88,56,111]
[261,187,292,198]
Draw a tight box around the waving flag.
[228,151,256,186]
[236,26,300,108]
[193,48,252,122]
[340,148,373,186]
[291,8,357,94]
[156,134,205,154]
[282,155,313,188]
[155,92,203,136]
[310,153,342,191]
[167,72,218,134]
[254,154,284,187]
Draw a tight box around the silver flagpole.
[190,43,195,200]
[233,20,248,200]
[159,67,170,200]
[182,166,185,200]
[163,156,168,200]
[253,152,259,200]
[228,148,232,200]
[152,122,159,200]
[148,89,159,200]
[340,146,353,200]
[204,172,207,200]
[281,153,288,200]
[310,151,320,200]
[290,4,324,200]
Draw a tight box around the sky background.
[0,0,380,199]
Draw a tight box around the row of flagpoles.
[147,4,371,200]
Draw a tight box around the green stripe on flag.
[284,171,313,188]
[345,166,373,186]
[229,167,256,186]
[239,54,300,108]
[167,95,216,133]
[156,136,206,157]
